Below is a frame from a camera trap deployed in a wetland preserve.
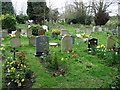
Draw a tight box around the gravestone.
[2,30,7,38]
[29,36,36,46]
[106,36,116,49]
[60,29,68,36]
[85,30,91,34]
[10,37,21,48]
[27,29,32,37]
[15,31,21,38]
[70,35,75,44]
[75,29,80,33]
[88,38,98,51]
[98,27,102,32]
[61,36,72,52]
[112,29,117,35]
[35,36,49,56]
[21,29,27,36]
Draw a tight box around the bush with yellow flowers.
[1,14,17,33]
[94,44,120,65]
[51,29,60,35]
[4,52,35,88]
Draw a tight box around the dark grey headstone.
[88,38,98,52]
[35,36,49,56]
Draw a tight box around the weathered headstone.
[60,29,68,36]
[112,29,117,35]
[10,37,21,48]
[75,29,80,33]
[106,36,116,49]
[29,36,36,46]
[85,30,91,34]
[35,36,49,56]
[21,29,27,36]
[61,36,72,52]
[2,30,7,38]
[88,38,98,51]
[15,31,21,38]
[27,29,32,37]
[98,27,102,32]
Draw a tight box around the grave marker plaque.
[35,36,49,56]
[61,36,72,52]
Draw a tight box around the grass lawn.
[2,24,119,88]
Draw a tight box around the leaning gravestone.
[10,37,21,48]
[60,29,68,36]
[106,36,116,49]
[61,36,72,52]
[35,36,49,56]
[88,38,98,52]
[29,36,36,46]
[2,30,7,38]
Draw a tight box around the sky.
[11,0,119,16]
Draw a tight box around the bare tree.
[92,0,113,26]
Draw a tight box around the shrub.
[16,15,29,24]
[30,25,43,36]
[51,29,60,35]
[1,14,17,33]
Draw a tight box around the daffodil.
[11,35,16,38]
[2,38,4,40]
[96,46,100,48]
[61,58,64,61]
[1,44,5,47]
[21,79,25,82]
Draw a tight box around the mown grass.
[2,24,118,88]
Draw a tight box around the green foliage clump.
[30,25,42,36]
[16,15,29,24]
[51,29,60,35]
[1,14,17,33]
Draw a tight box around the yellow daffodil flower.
[21,79,25,82]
